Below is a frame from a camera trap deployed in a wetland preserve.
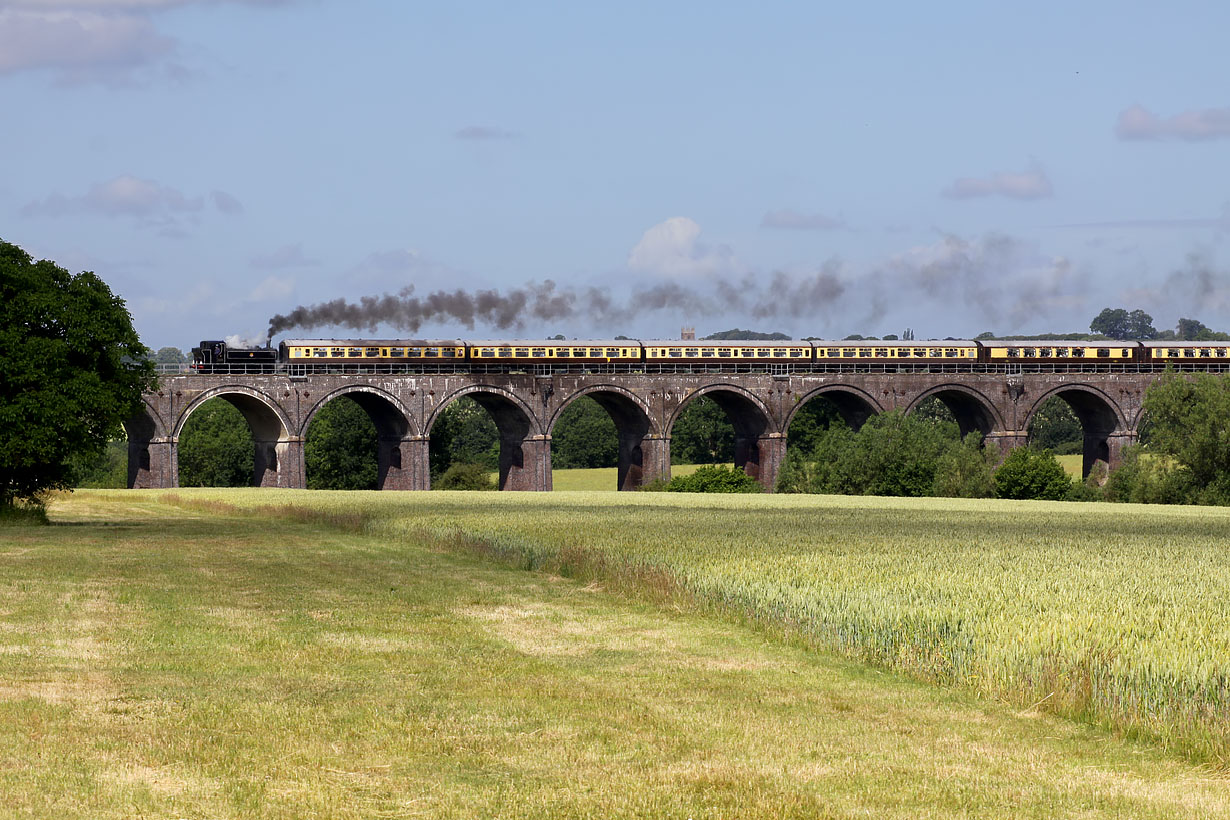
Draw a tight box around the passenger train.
[189,337,1230,373]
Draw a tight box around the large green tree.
[1090,307,1157,339]
[0,240,155,505]
[1027,397,1083,454]
[304,397,378,490]
[177,400,254,487]
[1140,373,1230,502]
[551,397,618,469]
[429,397,499,478]
[670,396,734,464]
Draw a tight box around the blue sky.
[4,0,1228,348]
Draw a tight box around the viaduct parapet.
[128,370,1150,492]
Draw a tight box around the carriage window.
[912,348,927,357]
[1219,349,1228,358]
[442,348,457,357]
[423,348,439,357]
[859,348,871,358]
[945,348,959,357]
[872,348,886,357]
[1038,348,1052,357]
[605,348,620,357]
[568,348,583,357]
[668,348,682,358]
[556,349,569,358]
[1071,348,1084,358]
[1055,348,1068,357]
[1097,348,1111,357]
[498,347,512,357]
[1006,348,1019,357]
[364,348,378,357]
[773,348,788,357]
[685,348,698,357]
[701,348,715,357]
[843,349,856,357]
[313,348,328,358]
[755,348,770,357]
[480,349,495,358]
[1184,348,1196,358]
[531,348,546,358]
[1023,348,1036,358]
[514,348,529,357]
[1200,348,1211,358]
[388,348,403,357]
[347,348,362,358]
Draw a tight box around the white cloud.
[942,165,1053,200]
[1116,104,1230,141]
[0,2,291,82]
[0,9,172,80]
[21,175,240,234]
[627,217,737,277]
[760,209,843,231]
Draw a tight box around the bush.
[665,465,763,493]
[434,462,494,491]
[994,447,1073,500]
[931,433,996,498]
[1103,446,1194,504]
[0,497,49,526]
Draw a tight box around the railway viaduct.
[126,370,1150,492]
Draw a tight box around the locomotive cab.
[191,340,227,370]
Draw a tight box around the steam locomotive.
[190,337,1230,372]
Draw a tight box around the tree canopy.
[1089,308,1158,340]
[0,239,155,505]
[702,328,790,340]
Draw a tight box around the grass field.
[2,492,1229,818]
[161,488,1230,767]
[551,463,712,491]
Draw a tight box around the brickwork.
[128,369,1152,492]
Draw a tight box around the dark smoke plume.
[266,269,849,342]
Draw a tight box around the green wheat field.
[2,487,1229,818]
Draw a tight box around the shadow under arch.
[1025,384,1129,478]
[175,386,295,487]
[905,384,1004,440]
[548,384,663,491]
[784,384,884,433]
[301,385,420,490]
[669,383,779,488]
[429,385,546,491]
[123,399,165,489]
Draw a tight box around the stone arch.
[175,386,297,488]
[669,383,781,489]
[1024,384,1131,477]
[905,383,1005,440]
[784,384,885,433]
[301,385,422,490]
[123,398,166,489]
[548,384,664,491]
[428,385,547,491]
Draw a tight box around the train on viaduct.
[127,344,1161,492]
